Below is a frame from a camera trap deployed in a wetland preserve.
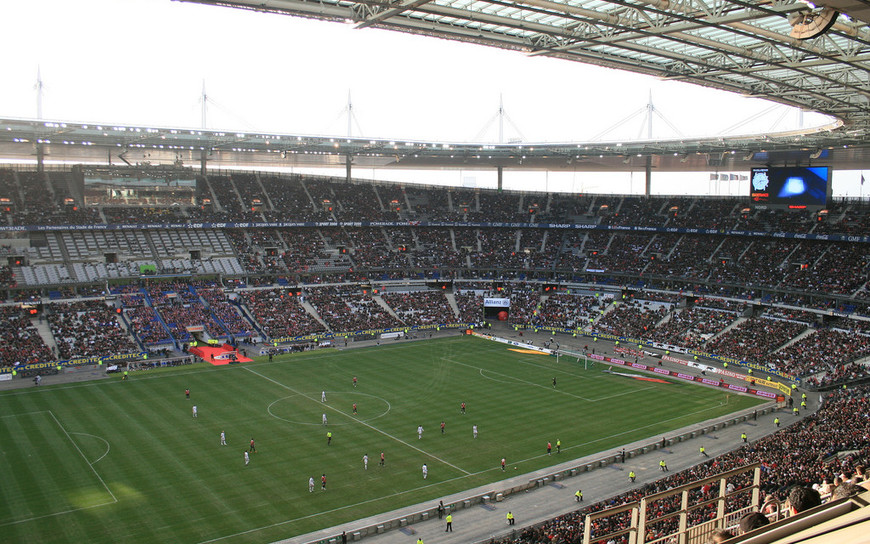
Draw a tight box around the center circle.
[267,391,392,426]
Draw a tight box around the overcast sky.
[1,0,865,195]
[1,0,833,143]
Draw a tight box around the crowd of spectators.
[592,300,670,339]
[413,228,464,270]
[470,229,528,270]
[453,291,485,324]
[47,300,139,360]
[0,305,54,367]
[305,286,400,333]
[767,328,870,380]
[379,291,456,326]
[331,183,383,221]
[781,242,869,295]
[532,292,601,329]
[198,288,253,337]
[345,228,408,270]
[260,175,326,221]
[495,385,870,544]
[650,307,738,350]
[586,234,648,274]
[705,317,807,367]
[102,206,185,224]
[125,306,172,345]
[238,288,327,339]
[505,285,544,325]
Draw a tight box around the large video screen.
[750,166,829,207]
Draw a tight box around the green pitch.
[0,336,761,544]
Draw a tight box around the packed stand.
[592,300,669,339]
[532,292,601,329]
[705,317,807,368]
[198,288,253,337]
[47,300,139,360]
[238,288,326,339]
[0,305,54,367]
[505,285,543,326]
[768,328,870,381]
[495,385,870,544]
[649,307,738,350]
[781,242,869,295]
[305,286,401,333]
[380,290,456,326]
[259,175,320,221]
[453,290,485,324]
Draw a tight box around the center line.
[243,367,471,476]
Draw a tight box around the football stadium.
[2,1,870,544]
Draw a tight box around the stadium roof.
[180,0,870,123]
[1,0,868,172]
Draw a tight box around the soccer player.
[244,451,249,465]
[422,463,428,479]
[249,438,256,453]
[192,405,198,418]
[460,401,466,415]
[547,441,552,455]
[309,476,315,492]
[441,421,446,434]
[322,413,328,426]
[185,388,190,399]
[501,458,506,471]
[327,431,332,445]
[552,377,557,388]
[353,376,358,388]
[472,424,478,438]
[352,403,357,415]
[417,425,424,439]
[220,431,226,446]
[363,453,368,470]
[321,474,327,490]
[379,451,385,467]
[321,390,327,403]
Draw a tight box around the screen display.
[750,166,829,207]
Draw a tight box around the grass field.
[0,335,762,544]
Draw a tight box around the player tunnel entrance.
[483,297,511,321]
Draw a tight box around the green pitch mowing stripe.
[0,336,762,544]
[0,411,116,526]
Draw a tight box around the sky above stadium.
[2,0,833,144]
[2,0,867,196]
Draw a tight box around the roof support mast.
[498,94,504,192]
[200,81,208,176]
[35,67,44,173]
[346,91,354,183]
[645,91,653,197]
